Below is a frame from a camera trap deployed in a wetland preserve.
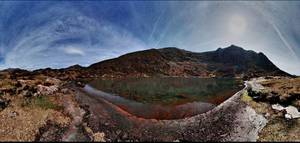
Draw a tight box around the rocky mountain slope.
[1,45,290,81]
[86,45,290,78]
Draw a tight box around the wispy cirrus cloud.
[63,47,85,56]
[0,1,299,75]
[0,2,147,69]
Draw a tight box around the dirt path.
[74,82,267,141]
[61,93,88,141]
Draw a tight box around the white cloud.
[0,8,147,70]
[63,47,85,56]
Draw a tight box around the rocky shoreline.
[73,80,268,141]
[244,77,300,141]
[0,71,299,141]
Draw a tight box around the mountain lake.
[84,77,244,120]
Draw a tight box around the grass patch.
[23,96,62,110]
[34,96,56,109]
[0,79,16,89]
[258,118,300,141]
[241,90,270,114]
[241,91,252,103]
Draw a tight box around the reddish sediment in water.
[84,84,240,120]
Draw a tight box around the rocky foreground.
[244,77,300,141]
[0,68,299,141]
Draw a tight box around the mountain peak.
[228,44,242,48]
[159,47,179,50]
[66,64,83,70]
[158,47,187,52]
[86,45,290,78]
[220,45,245,51]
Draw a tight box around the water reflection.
[85,77,242,120]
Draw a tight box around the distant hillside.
[0,45,291,80]
[86,45,290,78]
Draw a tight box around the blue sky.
[0,1,299,75]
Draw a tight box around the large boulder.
[37,85,59,96]
[285,106,300,119]
[271,104,300,119]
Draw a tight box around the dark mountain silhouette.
[86,45,290,78]
[1,45,291,80]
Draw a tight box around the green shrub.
[34,96,59,110]
[24,96,62,110]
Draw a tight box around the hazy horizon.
[0,1,299,75]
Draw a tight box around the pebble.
[264,113,270,118]
[271,104,285,111]
[285,106,300,119]
[9,111,18,118]
[285,114,292,120]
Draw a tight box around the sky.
[0,1,299,75]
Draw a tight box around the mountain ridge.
[0,45,291,80]
[86,45,290,79]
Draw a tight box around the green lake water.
[85,77,243,119]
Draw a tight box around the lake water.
[84,77,243,120]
